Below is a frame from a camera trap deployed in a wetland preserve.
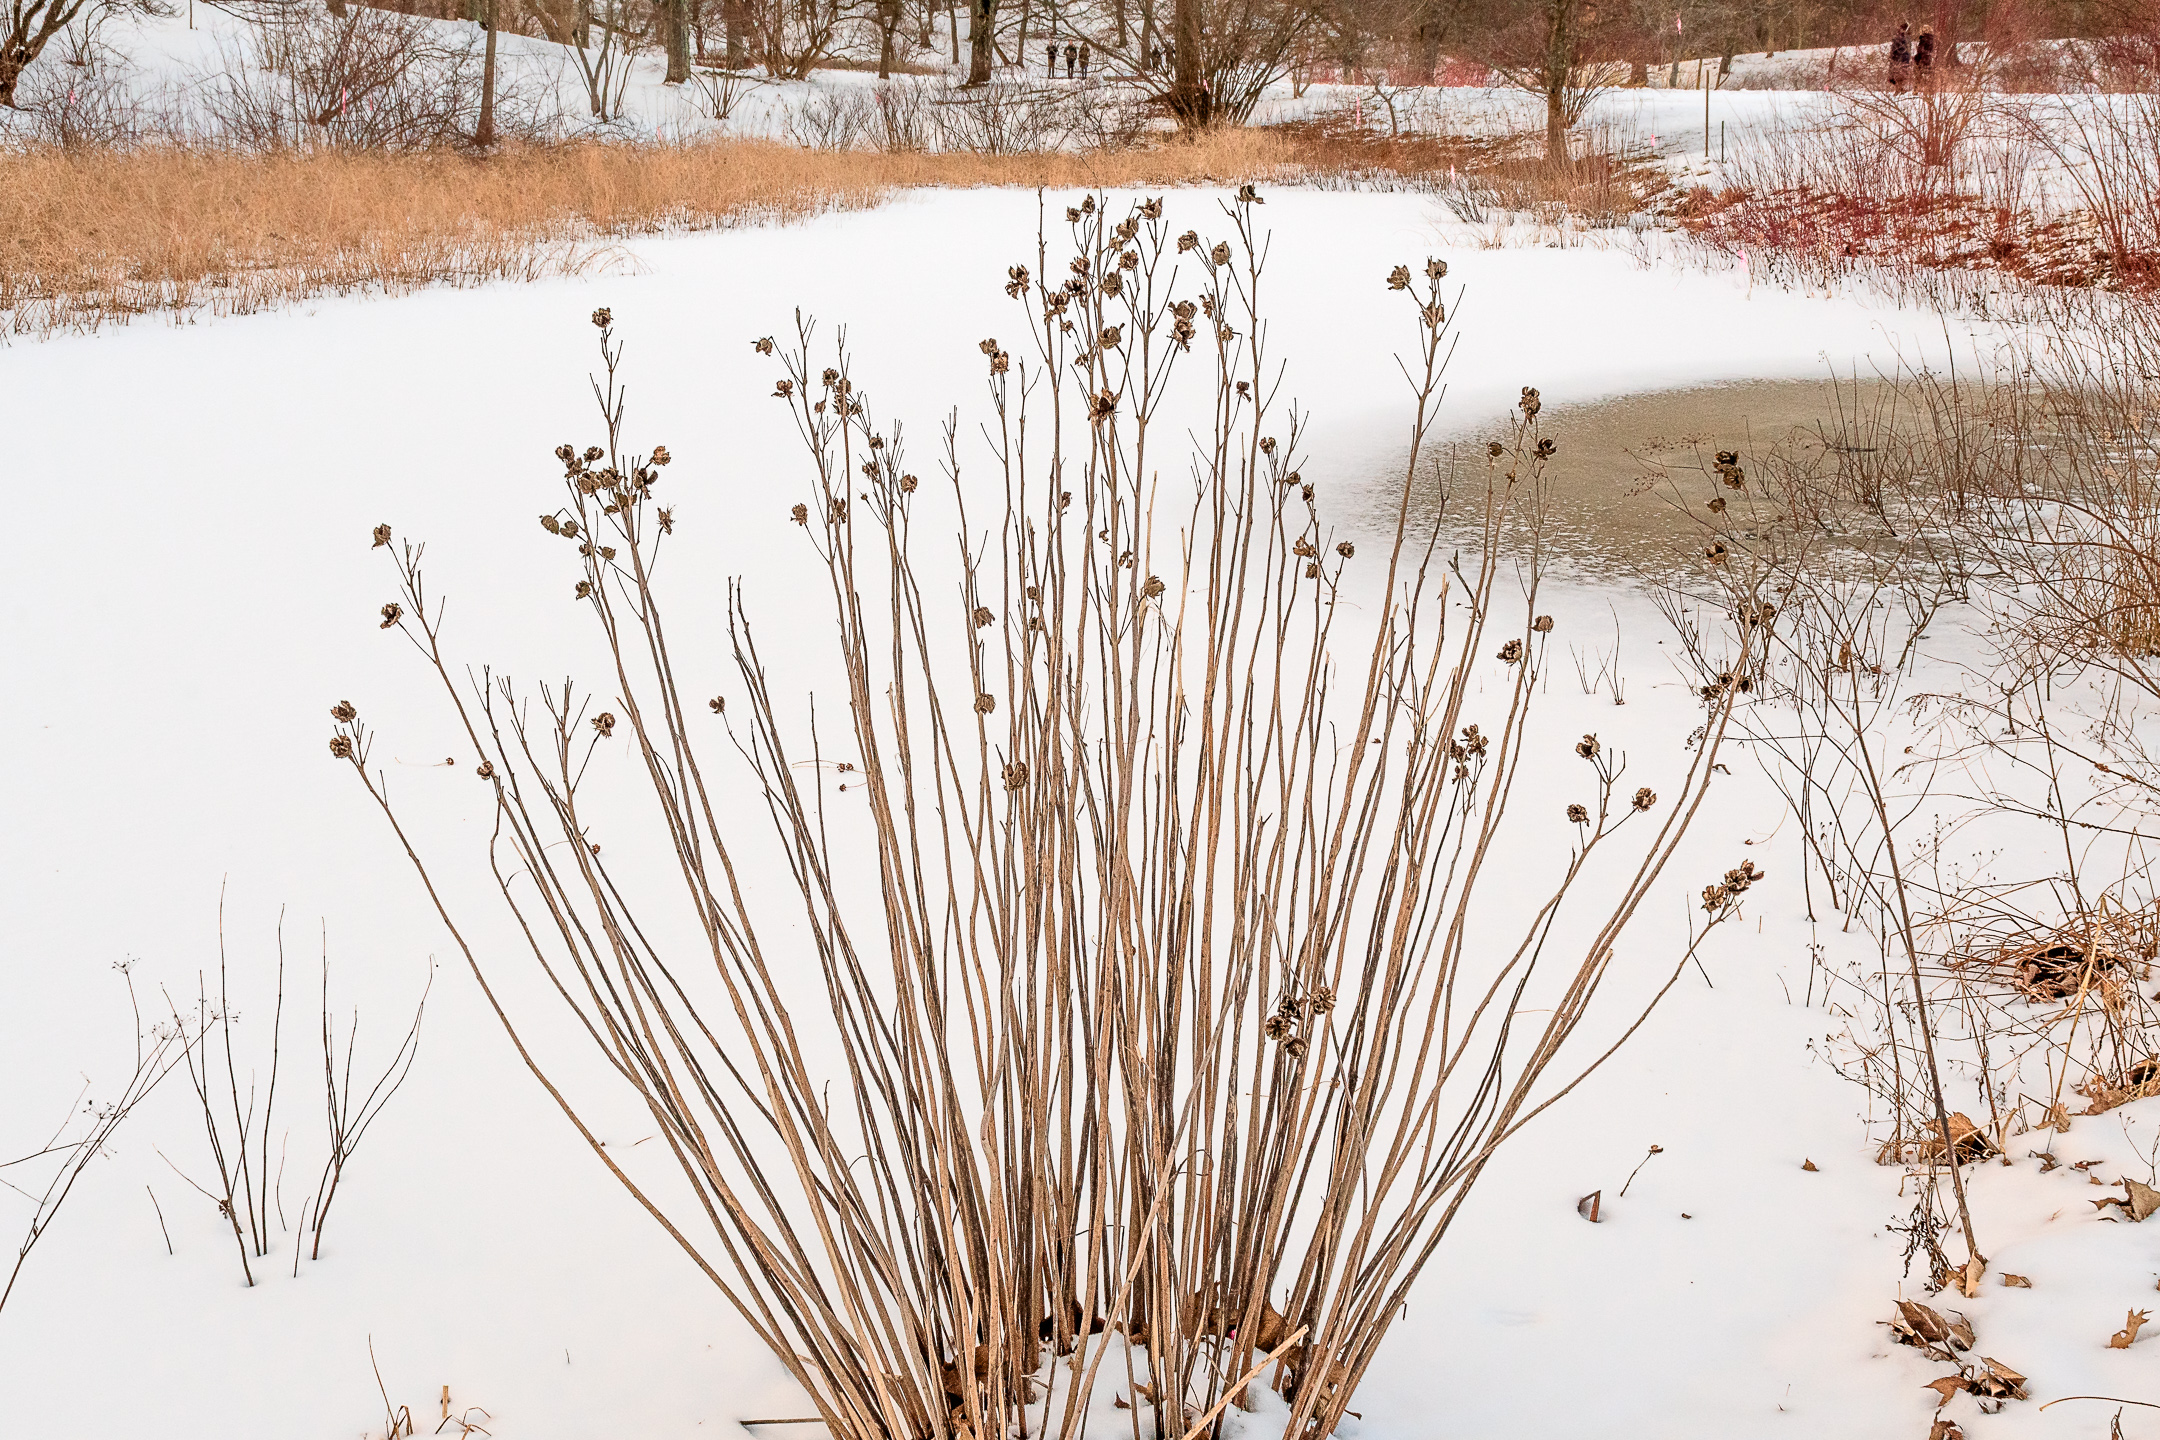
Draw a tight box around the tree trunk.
[966,0,993,82]
[1171,0,1201,126]
[476,0,500,144]
[877,0,897,76]
[724,0,745,66]
[665,0,692,80]
[1543,0,1571,164]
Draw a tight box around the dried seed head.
[1304,562,1320,579]
[1532,614,1554,632]
[972,606,994,628]
[1235,183,1264,204]
[1119,250,1139,270]
[1177,229,1200,253]
[1210,241,1232,266]
[822,367,840,389]
[708,695,726,714]
[1066,206,1082,222]
[791,503,809,525]
[1311,985,1335,1013]
[1461,723,1488,757]
[1140,197,1163,219]
[658,507,675,534]
[555,443,577,464]
[593,713,616,737]
[1100,325,1123,351]
[1519,386,1541,417]
[1292,537,1316,558]
[1284,1036,1308,1059]
[1575,733,1600,759]
[1488,441,1505,458]
[1707,495,1728,514]
[774,379,794,399]
[1264,1013,1291,1040]
[476,759,495,779]
[330,700,357,723]
[1081,195,1096,214]
[1335,541,1355,559]
[1633,786,1658,811]
[1426,257,1448,282]
[591,307,612,328]
[1026,586,1041,601]
[829,498,849,524]
[1259,436,1277,455]
[1100,272,1123,297]
[1003,761,1029,790]
[753,336,774,355]
[1705,542,1729,563]
[979,337,1000,356]
[651,445,671,467]
[1089,389,1118,424]
[540,514,562,534]
[379,602,403,629]
[1567,803,1589,823]
[328,735,354,760]
[575,580,593,599]
[1535,437,1556,459]
[1005,265,1030,298]
[1387,264,1412,290]
[975,693,997,714]
[900,473,918,493]
[371,523,392,548]
[1497,638,1523,663]
[1142,575,1165,599]
[561,518,580,538]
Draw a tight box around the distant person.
[1914,28,1936,82]
[1064,41,1077,78]
[1888,21,1912,90]
[1078,43,1090,79]
[1047,41,1058,78]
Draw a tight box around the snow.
[3,87,2159,1440]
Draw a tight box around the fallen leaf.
[1892,1300,1975,1361]
[2097,1179,2160,1222]
[1929,1417,1966,1440]
[1972,1356,2028,1401]
[1577,1190,1602,1223]
[1114,1395,1130,1410]
[1802,1159,1819,1172]
[1923,1376,1967,1408]
[2109,1309,2150,1349]
[2002,1273,2032,1288]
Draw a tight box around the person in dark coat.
[1064,42,1077,78]
[1888,22,1912,90]
[1078,42,1090,78]
[1047,41,1058,78]
[1914,28,1936,82]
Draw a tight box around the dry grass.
[0,131,1304,335]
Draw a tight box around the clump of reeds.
[331,191,1753,1437]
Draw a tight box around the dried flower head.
[1259,436,1277,455]
[330,700,357,723]
[593,712,616,738]
[1567,803,1590,823]
[1235,183,1264,204]
[1706,495,1728,514]
[1003,761,1029,790]
[1387,264,1412,290]
[774,379,794,399]
[328,735,354,760]
[829,498,849,524]
[1488,441,1505,458]
[974,693,997,715]
[1177,230,1200,253]
[1304,562,1320,579]
[1576,733,1600,759]
[1532,614,1554,633]
[371,523,392,548]
[708,696,726,714]
[972,606,994,629]
[591,307,612,328]
[1100,324,1123,351]
[753,336,775,355]
[1311,985,1335,1013]
[561,518,580,538]
[1264,1013,1292,1040]
[1140,197,1162,219]
[1705,542,1729,563]
[1100,272,1123,297]
[1519,386,1542,417]
[1535,438,1557,459]
[1461,723,1488,757]
[1142,575,1165,599]
[476,760,496,779]
[1283,1036,1308,1059]
[540,514,563,534]
[1426,257,1448,282]
[1089,389,1118,424]
[379,602,403,629]
[1632,787,1658,811]
[658,507,675,534]
[1005,265,1030,298]
[650,445,671,467]
[1497,638,1523,663]
[1210,241,1232,266]
[1335,541,1355,559]
[791,503,809,525]
[575,580,593,599]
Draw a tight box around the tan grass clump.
[0,132,1299,335]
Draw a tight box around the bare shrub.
[334,194,1752,1438]
[684,60,765,121]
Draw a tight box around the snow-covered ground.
[4,183,2157,1438]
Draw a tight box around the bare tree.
[0,0,94,107]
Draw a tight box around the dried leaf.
[1802,1159,1819,1172]
[2002,1273,2032,1289]
[1923,1376,1967,1408]
[1972,1357,2028,1401]
[2097,1179,2160,1222]
[1577,1190,1602,1223]
[1892,1300,1974,1361]
[1929,1418,1966,1440]
[2109,1309,2150,1349]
